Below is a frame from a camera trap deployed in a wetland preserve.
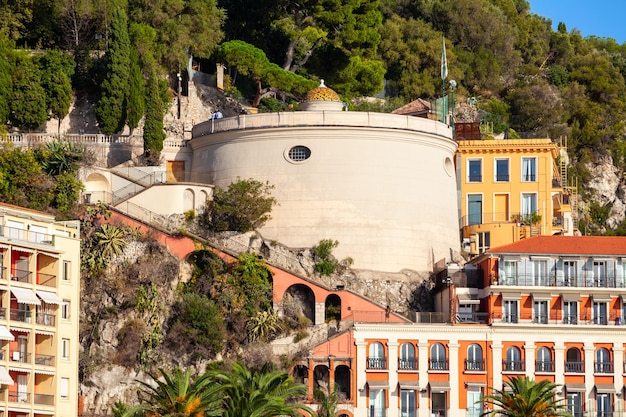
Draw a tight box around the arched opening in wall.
[313,364,330,393]
[335,365,351,401]
[283,284,316,325]
[337,413,353,417]
[325,294,341,323]
[84,173,111,203]
[183,188,195,213]
[198,190,209,213]
[292,364,309,385]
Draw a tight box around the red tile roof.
[392,98,431,116]
[486,235,626,256]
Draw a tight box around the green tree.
[96,7,131,135]
[0,0,34,41]
[211,362,313,417]
[126,367,223,417]
[52,171,85,218]
[481,376,569,417]
[126,47,145,131]
[204,178,277,232]
[36,141,85,177]
[36,50,75,134]
[314,387,339,417]
[0,146,53,210]
[143,70,165,164]
[0,32,14,127]
[9,56,48,130]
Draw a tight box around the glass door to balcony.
[567,392,582,417]
[468,195,482,226]
[17,374,27,402]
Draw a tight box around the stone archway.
[283,284,316,325]
[292,364,308,385]
[335,364,351,401]
[325,294,341,323]
[84,172,111,203]
[313,364,330,392]
[183,188,195,213]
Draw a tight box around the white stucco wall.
[190,111,459,273]
[120,183,213,215]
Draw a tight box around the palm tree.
[481,376,570,417]
[95,224,127,259]
[126,367,223,417]
[211,362,314,417]
[314,386,339,417]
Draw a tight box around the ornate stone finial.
[319,79,326,88]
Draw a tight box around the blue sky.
[529,0,626,44]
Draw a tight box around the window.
[521,157,537,182]
[593,261,607,287]
[566,348,583,373]
[502,261,517,285]
[495,159,509,182]
[63,261,71,281]
[521,193,538,220]
[467,387,483,417]
[563,301,578,324]
[370,387,385,417]
[466,344,484,371]
[430,343,448,370]
[533,261,548,286]
[593,302,608,325]
[61,300,70,320]
[468,159,482,182]
[536,347,554,372]
[399,343,416,370]
[62,338,70,360]
[467,194,483,225]
[564,261,577,286]
[503,300,518,323]
[504,346,523,371]
[287,146,311,162]
[595,348,612,373]
[400,389,416,417]
[567,392,583,417]
[60,377,69,399]
[368,342,386,369]
[596,393,611,417]
[476,232,490,254]
[533,300,548,324]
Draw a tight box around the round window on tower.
[286,145,312,163]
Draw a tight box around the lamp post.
[177,72,182,119]
[449,79,457,138]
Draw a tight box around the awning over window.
[11,287,41,305]
[36,290,62,305]
[561,293,581,302]
[399,380,420,390]
[0,367,14,385]
[566,383,586,392]
[593,294,612,302]
[595,384,615,393]
[466,382,487,388]
[532,293,553,301]
[500,292,521,300]
[367,380,389,389]
[0,325,14,341]
[458,294,480,305]
[0,285,8,292]
[428,381,451,392]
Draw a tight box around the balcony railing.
[10,350,31,363]
[497,274,623,288]
[503,360,525,372]
[429,359,449,370]
[34,354,55,366]
[369,407,387,417]
[455,312,489,324]
[367,357,387,370]
[35,312,55,326]
[594,362,614,373]
[33,393,55,405]
[11,267,31,283]
[398,358,417,370]
[465,360,485,371]
[493,311,622,326]
[37,271,56,287]
[565,361,584,373]
[8,390,30,403]
[10,308,32,323]
[535,360,555,372]
[431,409,447,417]
[0,307,5,320]
[0,225,54,246]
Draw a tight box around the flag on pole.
[441,35,448,80]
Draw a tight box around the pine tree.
[0,32,14,127]
[126,47,145,132]
[142,71,165,165]
[95,7,131,135]
[9,56,48,130]
[36,49,75,134]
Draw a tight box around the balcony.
[0,307,6,320]
[455,312,489,324]
[11,267,31,283]
[367,357,387,370]
[10,308,32,323]
[497,273,623,288]
[398,358,417,370]
[10,350,31,363]
[465,360,485,371]
[8,390,30,403]
[565,361,584,373]
[33,393,54,405]
[594,362,613,373]
[535,360,555,372]
[36,271,56,287]
[369,407,387,417]
[35,312,55,327]
[34,354,55,366]
[429,359,449,371]
[0,225,54,246]
[503,360,524,372]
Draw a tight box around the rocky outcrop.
[582,155,626,230]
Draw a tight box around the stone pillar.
[418,342,430,417]
[524,342,535,378]
[584,343,595,406]
[216,63,225,90]
[448,341,460,412]
[307,361,315,401]
[388,341,399,417]
[355,341,368,417]
[554,343,566,390]
[491,342,503,391]
[315,302,325,325]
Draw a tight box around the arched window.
[565,348,583,373]
[430,343,448,370]
[399,343,416,370]
[505,346,523,372]
[368,342,386,369]
[466,344,484,371]
[536,347,554,372]
[595,348,612,373]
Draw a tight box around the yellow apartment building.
[456,137,577,257]
[0,203,80,417]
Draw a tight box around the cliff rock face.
[582,155,626,230]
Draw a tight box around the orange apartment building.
[0,203,81,417]
[295,235,626,417]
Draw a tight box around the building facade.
[456,138,578,257]
[0,203,81,417]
